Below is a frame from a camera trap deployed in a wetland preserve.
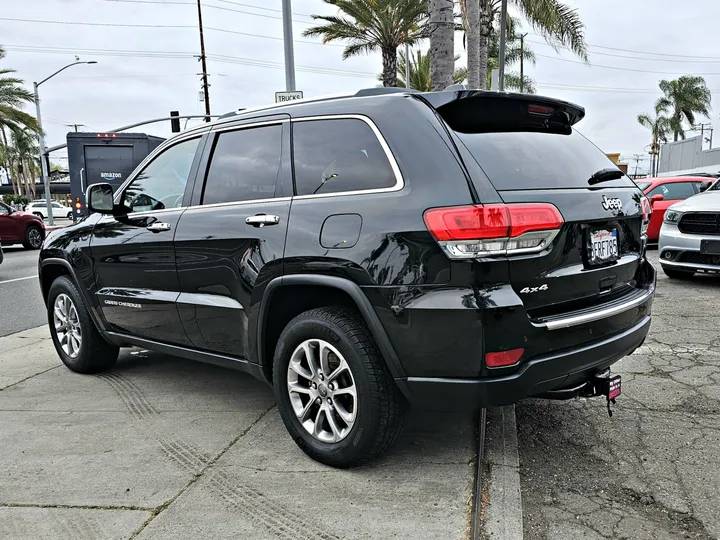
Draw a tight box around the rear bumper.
[395,315,651,410]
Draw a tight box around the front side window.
[0,202,10,214]
[648,182,695,200]
[202,125,282,205]
[292,118,397,196]
[123,137,200,212]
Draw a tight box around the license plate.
[700,240,720,255]
[588,229,619,265]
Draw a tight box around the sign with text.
[275,91,304,103]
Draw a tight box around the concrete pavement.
[0,326,477,540]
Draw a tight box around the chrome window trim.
[290,114,404,200]
[112,133,205,208]
[211,118,289,134]
[183,196,292,212]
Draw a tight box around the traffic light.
[170,111,180,133]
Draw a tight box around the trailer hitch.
[580,368,622,417]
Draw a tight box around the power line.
[535,53,720,75]
[0,16,195,29]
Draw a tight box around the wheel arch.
[256,275,406,385]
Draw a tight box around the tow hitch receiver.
[591,369,621,417]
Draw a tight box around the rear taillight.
[485,348,524,368]
[423,203,564,259]
[640,196,651,236]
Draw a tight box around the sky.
[3,0,720,175]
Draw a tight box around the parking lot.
[1,250,719,539]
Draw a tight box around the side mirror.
[650,194,664,206]
[699,181,712,192]
[86,183,115,214]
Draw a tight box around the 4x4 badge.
[601,196,622,212]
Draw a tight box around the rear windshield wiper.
[589,168,624,185]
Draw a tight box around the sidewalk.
[0,326,478,540]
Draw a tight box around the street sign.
[275,91,303,103]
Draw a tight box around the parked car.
[634,177,709,242]
[25,201,73,220]
[39,89,655,467]
[658,191,720,278]
[0,242,3,266]
[0,200,45,249]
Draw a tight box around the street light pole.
[281,0,296,91]
[34,60,96,226]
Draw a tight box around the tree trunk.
[478,0,493,88]
[465,0,481,89]
[429,0,455,91]
[381,46,398,87]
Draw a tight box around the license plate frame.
[585,228,619,267]
[700,239,720,255]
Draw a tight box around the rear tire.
[47,276,119,373]
[32,212,44,220]
[273,307,406,468]
[662,266,695,279]
[66,212,73,220]
[23,224,44,249]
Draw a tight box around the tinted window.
[457,130,636,190]
[0,202,10,214]
[648,182,696,200]
[123,137,200,212]
[292,118,396,196]
[202,125,282,205]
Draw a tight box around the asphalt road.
[0,246,45,337]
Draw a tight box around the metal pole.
[519,35,524,93]
[404,42,411,89]
[34,82,54,226]
[196,0,211,121]
[281,0,296,91]
[497,0,508,91]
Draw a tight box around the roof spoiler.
[418,90,585,135]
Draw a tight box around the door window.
[0,202,10,214]
[122,137,200,212]
[292,118,397,196]
[52,202,62,208]
[201,125,283,205]
[647,182,695,200]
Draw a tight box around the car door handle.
[146,222,171,232]
[245,214,280,227]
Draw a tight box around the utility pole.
[497,0,508,91]
[196,0,211,121]
[519,33,528,93]
[281,0,297,91]
[66,124,86,132]
[405,42,411,88]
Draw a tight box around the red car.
[634,176,709,241]
[0,200,46,249]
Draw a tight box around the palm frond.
[514,0,588,62]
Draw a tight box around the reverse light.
[423,203,564,259]
[485,348,524,368]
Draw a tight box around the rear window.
[456,130,636,191]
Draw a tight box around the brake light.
[528,104,554,115]
[640,196,651,236]
[486,348,524,368]
[423,203,564,258]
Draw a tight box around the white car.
[24,201,73,220]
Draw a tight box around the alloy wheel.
[28,228,42,248]
[286,338,358,443]
[53,293,82,358]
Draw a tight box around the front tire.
[23,224,44,249]
[47,276,119,373]
[662,266,695,279]
[273,307,405,468]
[67,212,73,220]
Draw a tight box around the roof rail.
[355,87,419,97]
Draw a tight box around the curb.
[483,405,523,539]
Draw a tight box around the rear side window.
[457,130,636,191]
[648,182,695,200]
[202,125,282,205]
[292,118,396,196]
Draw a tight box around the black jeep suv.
[39,89,655,467]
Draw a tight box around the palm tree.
[6,129,40,198]
[428,0,455,90]
[464,0,587,88]
[638,100,671,176]
[393,49,467,90]
[303,0,428,88]
[657,76,712,142]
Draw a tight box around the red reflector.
[423,204,563,242]
[529,104,554,115]
[485,348,524,368]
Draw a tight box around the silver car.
[659,190,720,278]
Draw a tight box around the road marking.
[0,275,38,285]
[483,405,524,539]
